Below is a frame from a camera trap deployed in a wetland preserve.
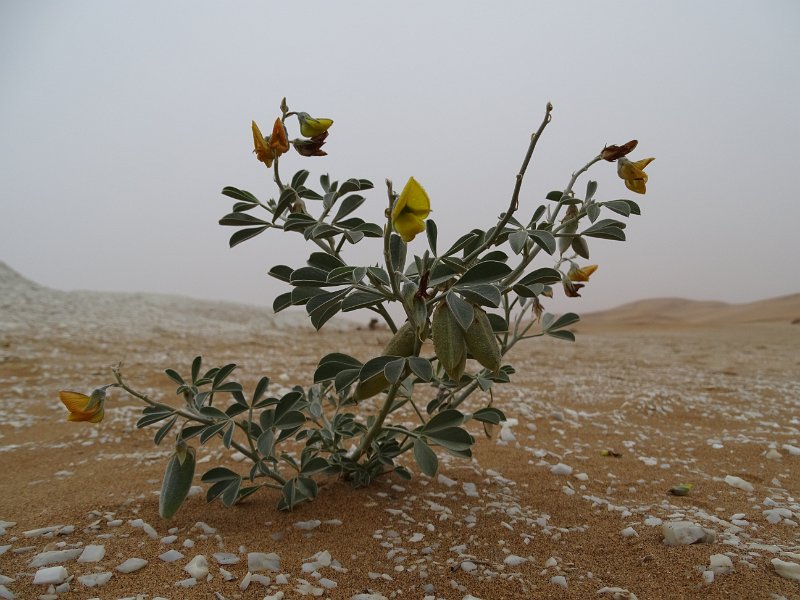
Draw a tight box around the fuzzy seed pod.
[383,321,417,357]
[465,308,502,373]
[352,372,389,401]
[432,303,466,382]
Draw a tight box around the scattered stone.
[77,545,105,563]
[212,552,240,565]
[77,572,113,588]
[771,558,800,581]
[709,554,734,574]
[596,587,638,599]
[551,575,568,588]
[29,549,82,567]
[175,577,197,587]
[724,475,754,492]
[503,554,526,567]
[550,463,573,476]
[32,566,68,585]
[662,521,716,545]
[294,520,321,531]
[184,555,209,579]
[248,552,281,572]
[621,527,638,538]
[116,558,148,573]
[159,549,184,562]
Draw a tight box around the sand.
[1,263,799,599]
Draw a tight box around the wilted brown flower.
[601,139,638,161]
[293,131,328,157]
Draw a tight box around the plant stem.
[349,380,402,463]
[462,102,553,265]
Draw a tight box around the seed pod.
[432,302,466,382]
[352,372,390,401]
[383,321,417,357]
[465,308,502,373]
[159,445,196,519]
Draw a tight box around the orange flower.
[252,118,289,168]
[59,390,105,423]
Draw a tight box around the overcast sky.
[1,1,798,316]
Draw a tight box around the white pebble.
[160,535,177,544]
[212,552,240,565]
[781,444,800,456]
[294,520,321,531]
[77,545,105,563]
[175,577,197,587]
[550,463,573,476]
[184,555,209,579]
[709,554,734,574]
[771,558,800,581]
[32,566,68,585]
[596,586,638,599]
[116,558,148,573]
[550,575,567,588]
[248,552,281,572]
[621,527,638,538]
[29,549,82,567]
[437,474,457,487]
[504,554,526,567]
[702,570,714,584]
[724,475,753,492]
[159,550,184,562]
[77,572,112,588]
[662,521,716,545]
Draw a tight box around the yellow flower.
[297,112,333,138]
[568,264,598,282]
[269,117,290,155]
[617,157,655,194]
[59,390,105,423]
[392,177,431,242]
[252,120,275,167]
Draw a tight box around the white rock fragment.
[644,517,663,527]
[503,554,526,567]
[460,561,477,572]
[462,482,479,498]
[175,577,197,587]
[662,521,716,545]
[319,577,337,589]
[248,552,281,572]
[771,558,800,581]
[264,593,285,600]
[0,577,11,585]
[116,558,148,573]
[160,535,177,544]
[782,444,800,456]
[409,532,424,543]
[724,475,754,492]
[351,594,389,600]
[294,579,324,595]
[621,527,638,538]
[437,474,457,487]
[0,585,12,600]
[294,519,321,531]
[702,570,714,584]
[765,449,783,460]
[709,554,734,574]
[29,549,82,567]
[220,567,235,581]
[159,549,184,562]
[194,521,216,534]
[550,575,568,588]
[32,566,68,585]
[550,463,573,476]
[212,552,240,565]
[184,555,209,579]
[77,545,105,563]
[596,587,638,600]
[77,572,112,588]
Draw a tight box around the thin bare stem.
[349,380,402,463]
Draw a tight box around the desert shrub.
[60,99,654,517]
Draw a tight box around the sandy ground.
[1,266,799,599]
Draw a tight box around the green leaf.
[333,194,366,223]
[518,267,562,286]
[314,354,363,382]
[586,203,601,223]
[201,466,240,483]
[289,267,329,286]
[383,358,406,384]
[164,369,185,386]
[257,429,275,457]
[341,290,384,312]
[334,369,361,393]
[273,292,293,313]
[307,252,345,271]
[389,233,406,272]
[291,169,310,189]
[274,410,305,430]
[428,262,457,287]
[229,226,268,248]
[581,219,626,236]
[472,407,506,425]
[583,226,626,241]
[545,190,563,202]
[424,426,474,451]
[199,422,228,445]
[424,409,466,432]
[213,363,237,387]
[546,312,580,331]
[446,293,474,331]
[457,284,501,308]
[509,230,528,255]
[268,265,294,283]
[221,186,259,203]
[458,261,512,285]
[529,230,556,255]
[408,356,433,381]
[300,456,329,475]
[426,220,438,255]
[487,313,508,333]
[219,212,269,226]
[413,439,438,476]
[586,180,598,202]
[273,187,298,222]
[547,329,576,342]
[136,409,175,428]
[360,356,397,380]
[572,236,590,259]
[283,213,316,233]
[366,266,391,286]
[221,476,242,507]
[159,447,195,519]
[512,283,544,298]
[443,231,480,256]
[153,415,178,445]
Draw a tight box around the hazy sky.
[1,1,799,315]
